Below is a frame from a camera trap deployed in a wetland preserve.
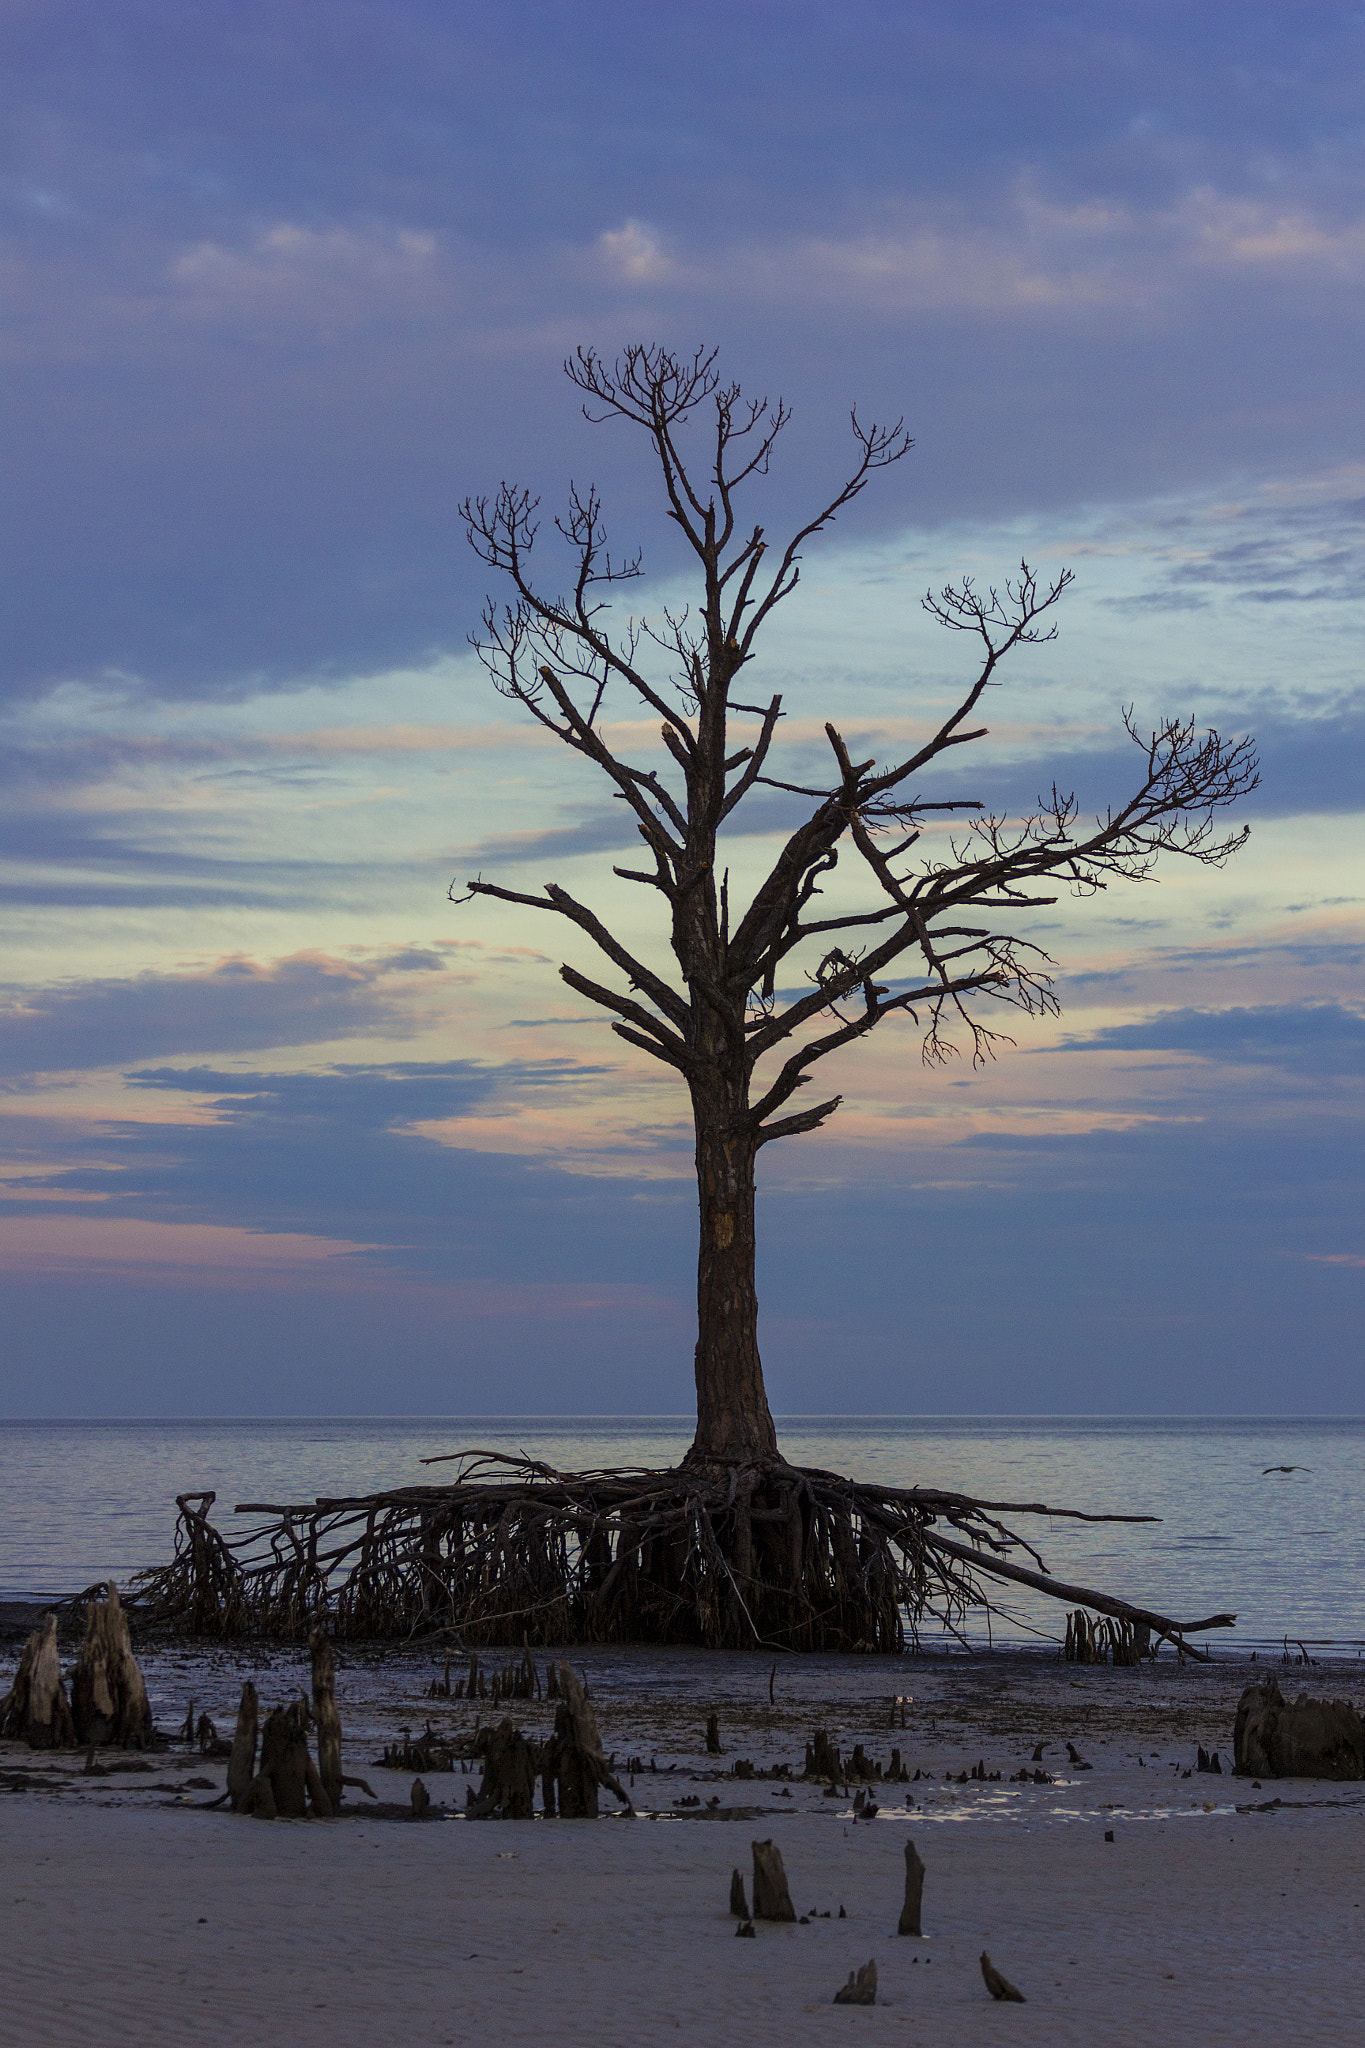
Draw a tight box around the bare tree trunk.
[689,1105,777,1466]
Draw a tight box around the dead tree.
[127,348,1254,1656]
[459,344,1257,1467]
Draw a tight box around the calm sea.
[1,1416,1360,1654]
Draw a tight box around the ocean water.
[1,1415,1360,1654]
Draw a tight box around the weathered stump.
[468,1717,538,1819]
[309,1628,343,1812]
[227,1681,259,1812]
[411,1776,431,1818]
[804,1729,842,1781]
[0,1614,75,1748]
[1233,1679,1365,1781]
[751,1839,796,1922]
[70,1584,153,1749]
[705,1713,722,1754]
[544,1663,632,1818]
[897,1838,926,1936]
[244,1705,333,1819]
[980,1952,1025,2002]
[730,1868,750,1918]
[834,1960,877,2006]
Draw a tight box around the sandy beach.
[3,1640,1362,2046]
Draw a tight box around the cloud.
[595,220,670,282]
[3,1058,679,1289]
[1058,1003,1365,1075]
[0,949,458,1077]
[0,1215,377,1276]
[170,222,441,323]
[7,7,1365,699]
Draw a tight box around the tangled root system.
[116,1451,1236,1657]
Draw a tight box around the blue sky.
[2,1,1362,1415]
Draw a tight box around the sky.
[2,0,1363,1417]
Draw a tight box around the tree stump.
[468,1717,538,1819]
[897,1838,926,1936]
[411,1776,431,1818]
[0,1614,75,1748]
[227,1681,259,1812]
[70,1584,152,1749]
[751,1839,796,1922]
[980,1952,1025,2001]
[243,1705,333,1819]
[834,1960,877,2006]
[730,1868,750,1918]
[309,1628,344,1812]
[804,1729,842,1781]
[1234,1679,1365,1780]
[705,1713,722,1754]
[543,1663,632,1818]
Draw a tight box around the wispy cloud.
[0,948,460,1077]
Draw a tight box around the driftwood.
[0,1615,75,1748]
[834,1960,877,2006]
[122,1451,1233,1654]
[70,1585,152,1748]
[980,1952,1026,2002]
[751,1839,796,1922]
[897,1839,926,1936]
[227,1682,259,1811]
[1233,1680,1365,1781]
[309,1629,343,1812]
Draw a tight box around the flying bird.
[1262,1465,1310,1475]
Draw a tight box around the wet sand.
[2,1644,1362,2046]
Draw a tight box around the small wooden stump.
[0,1613,75,1749]
[804,1728,842,1781]
[751,1839,796,1922]
[243,1704,333,1819]
[410,1776,431,1818]
[227,1682,259,1812]
[705,1713,722,1754]
[897,1838,926,1936]
[1234,1678,1365,1779]
[310,1629,344,1812]
[834,1960,877,2006]
[70,1584,152,1749]
[730,1868,750,1918]
[541,1664,632,1819]
[980,1952,1025,2002]
[468,1717,537,1819]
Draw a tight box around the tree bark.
[689,1110,777,1465]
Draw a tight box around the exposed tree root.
[115,1454,1236,1655]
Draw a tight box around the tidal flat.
[3,1640,1362,2046]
